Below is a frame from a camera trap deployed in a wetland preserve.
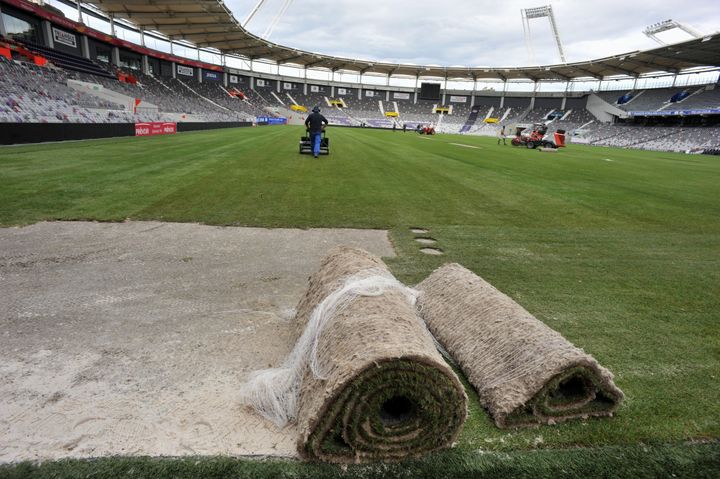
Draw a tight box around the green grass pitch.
[1,126,718,477]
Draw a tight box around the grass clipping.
[261,247,466,463]
[416,263,623,428]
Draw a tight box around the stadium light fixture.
[521,5,566,64]
[643,19,703,45]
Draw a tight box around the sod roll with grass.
[292,247,467,462]
[416,263,624,428]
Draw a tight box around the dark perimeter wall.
[0,122,254,145]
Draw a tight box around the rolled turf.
[416,263,624,428]
[293,247,467,462]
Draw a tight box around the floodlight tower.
[243,0,269,28]
[521,5,566,64]
[643,19,703,45]
[262,0,294,39]
[243,0,294,39]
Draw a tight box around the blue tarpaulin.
[617,93,634,105]
[670,91,690,103]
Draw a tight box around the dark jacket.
[305,112,328,133]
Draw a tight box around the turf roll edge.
[416,263,624,428]
[294,248,467,463]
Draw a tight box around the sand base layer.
[0,221,394,463]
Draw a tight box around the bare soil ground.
[0,221,394,462]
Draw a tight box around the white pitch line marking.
[602,158,614,162]
[450,143,482,149]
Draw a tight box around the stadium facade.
[1,0,719,151]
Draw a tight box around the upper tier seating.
[19,39,114,78]
[594,87,717,112]
[669,86,720,110]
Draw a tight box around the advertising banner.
[337,88,347,95]
[449,96,467,103]
[256,117,288,125]
[229,75,239,84]
[365,90,375,97]
[311,85,320,93]
[203,70,220,81]
[135,122,177,136]
[393,92,410,100]
[256,79,266,87]
[177,65,194,77]
[629,109,720,117]
[284,82,294,90]
[52,27,77,48]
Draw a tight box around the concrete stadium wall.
[474,96,502,107]
[504,97,531,108]
[565,97,589,109]
[587,94,629,122]
[534,97,563,109]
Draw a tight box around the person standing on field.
[305,106,328,158]
[497,125,507,145]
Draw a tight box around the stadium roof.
[85,0,720,80]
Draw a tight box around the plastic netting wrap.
[241,247,466,462]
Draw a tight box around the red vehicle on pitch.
[416,125,436,135]
[511,123,565,149]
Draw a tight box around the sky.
[224,0,720,67]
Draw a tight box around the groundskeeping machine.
[299,129,330,155]
[511,123,566,149]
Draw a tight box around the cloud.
[225,0,719,67]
